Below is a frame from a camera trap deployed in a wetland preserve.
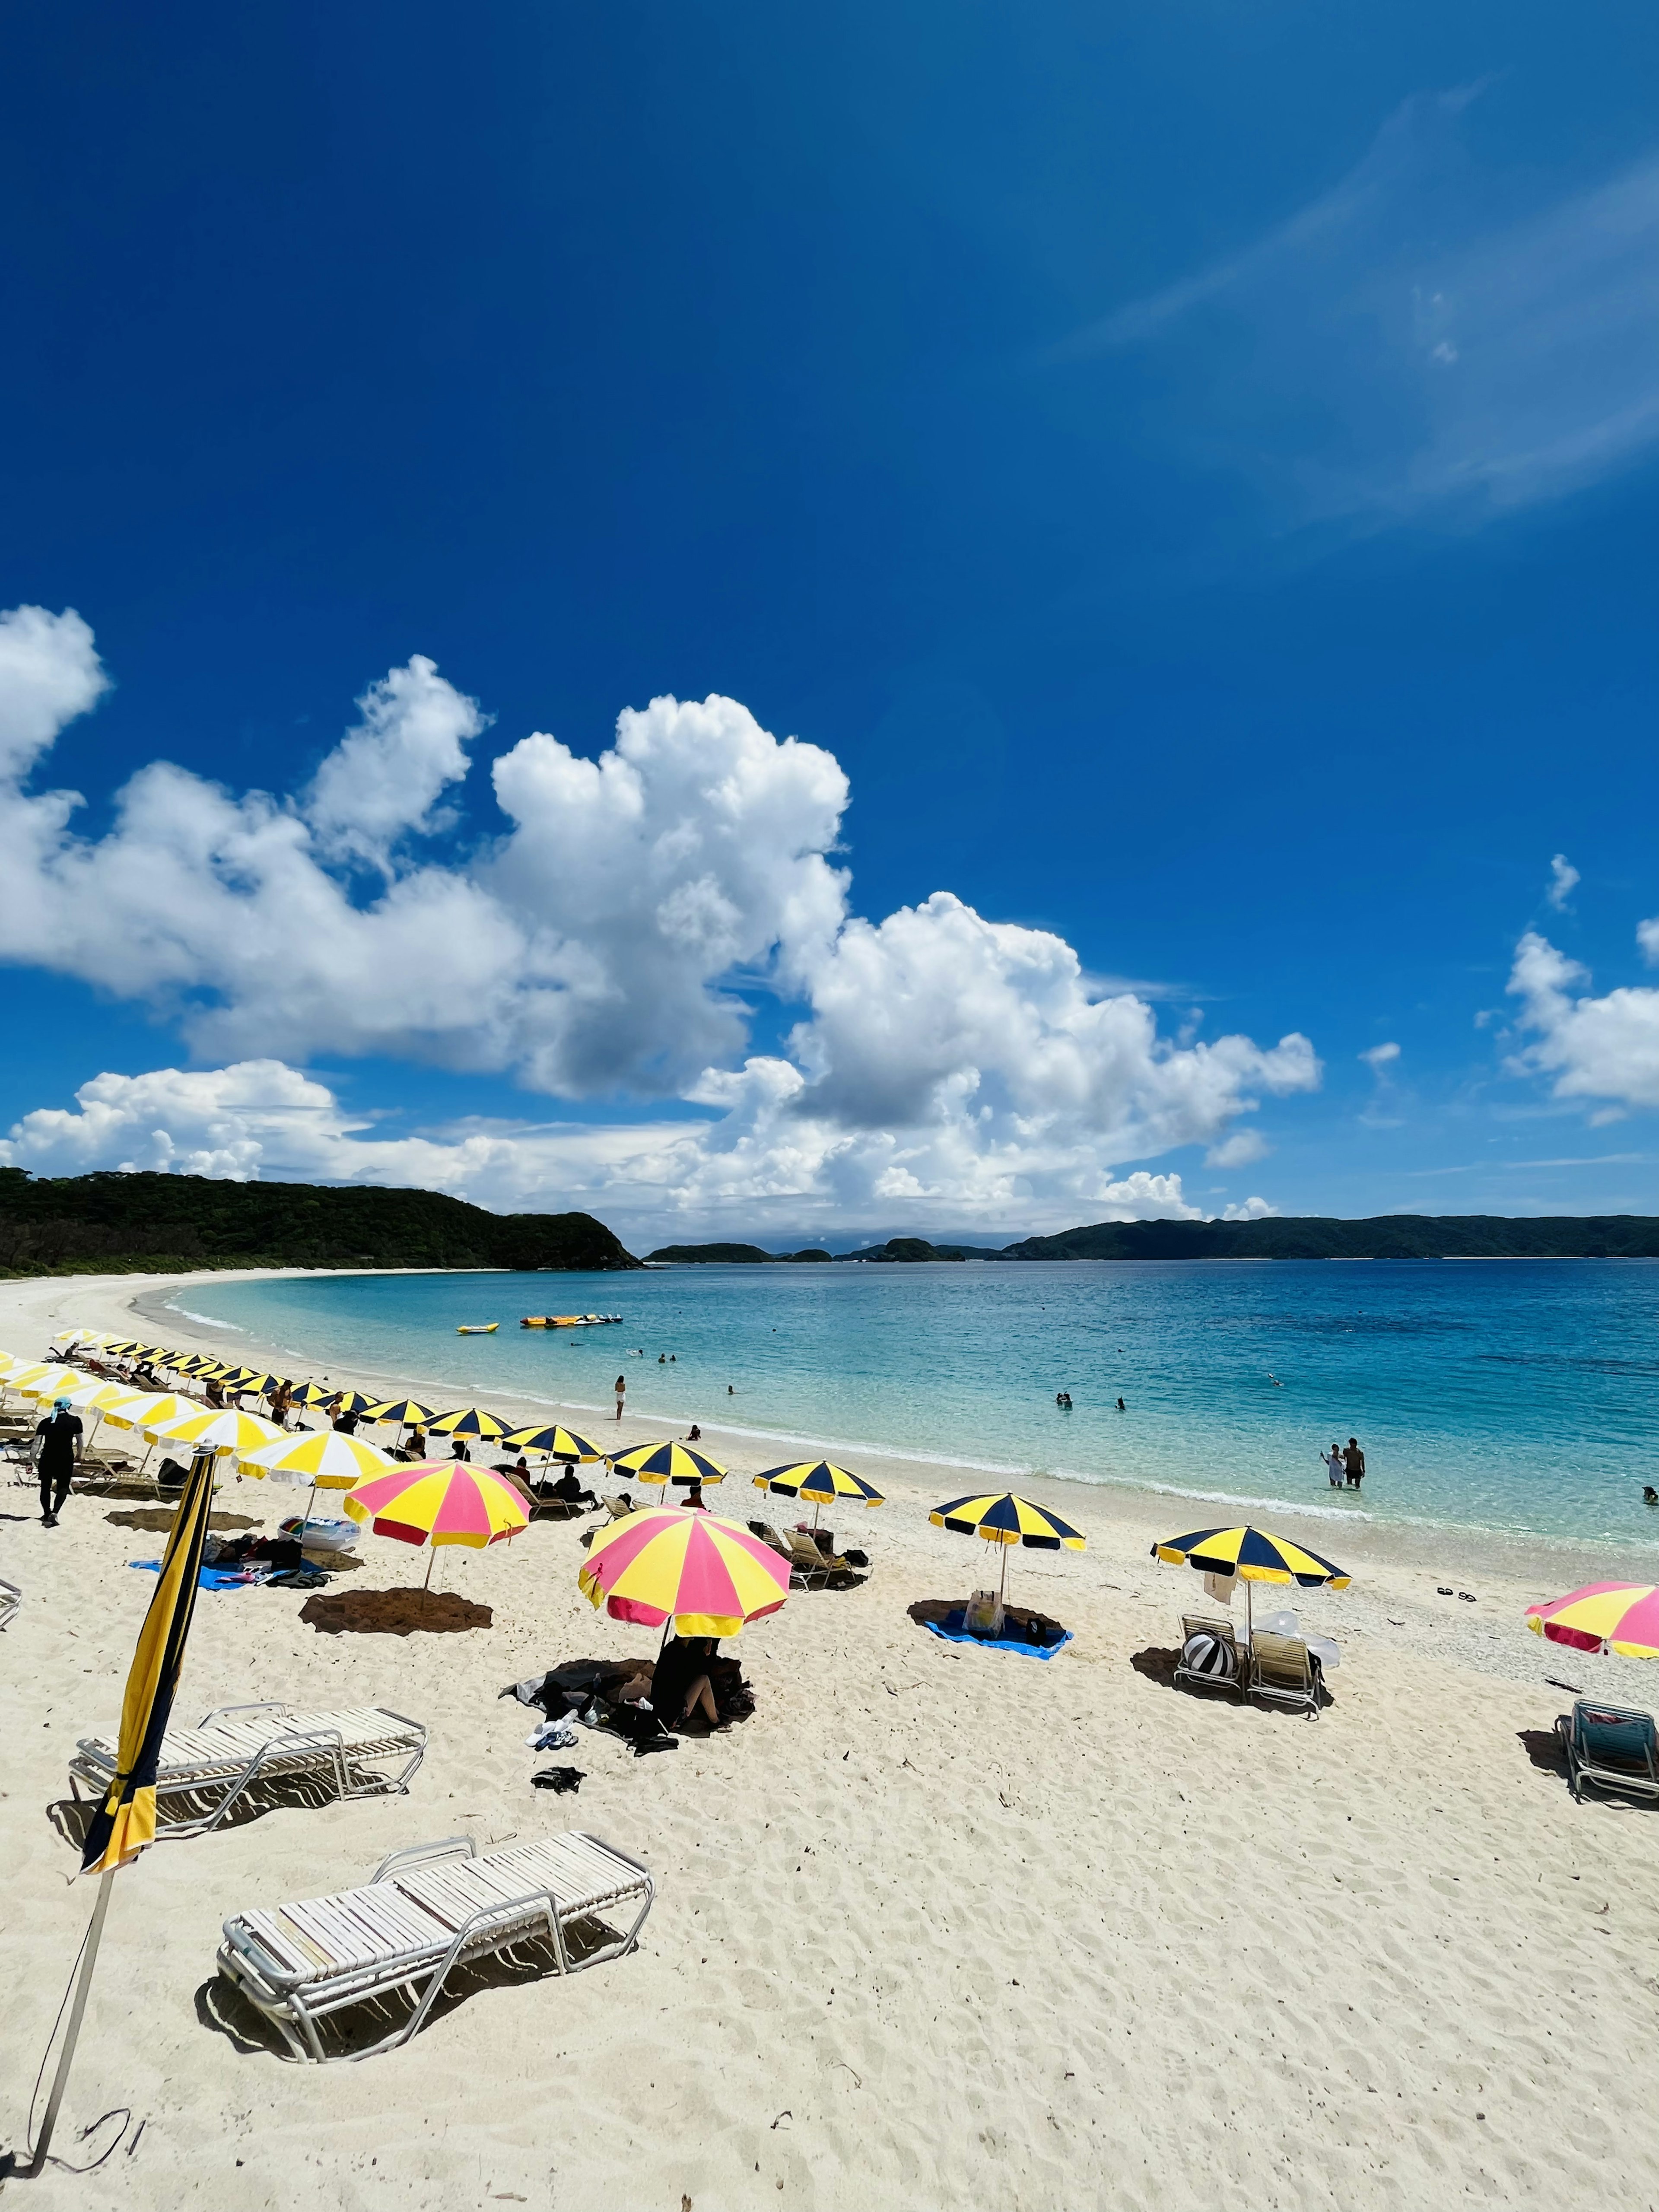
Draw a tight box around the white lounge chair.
[216,1831,655,2060]
[1248,1631,1323,1719]
[69,1701,427,1836]
[0,1575,19,1632]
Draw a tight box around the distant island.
[0,1168,643,1278]
[650,1215,1659,1263]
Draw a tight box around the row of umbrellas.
[21,1333,1658,1661]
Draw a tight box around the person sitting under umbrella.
[652,1634,724,1732]
[683,1479,710,1512]
[547,1459,599,1509]
[450,1437,472,1463]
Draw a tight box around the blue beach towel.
[128,1559,268,1592]
[922,1608,1074,1661]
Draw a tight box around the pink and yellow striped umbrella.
[578,1508,790,1638]
[1526,1583,1659,1659]
[343,1459,529,1551]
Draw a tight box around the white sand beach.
[2,1268,1657,2210]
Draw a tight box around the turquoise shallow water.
[167,1260,1659,1551]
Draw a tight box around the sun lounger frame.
[216,1831,655,2061]
[1555,1700,1659,1804]
[0,1574,19,1632]
[1247,1631,1323,1719]
[1174,1613,1248,1701]
[68,1700,427,1837]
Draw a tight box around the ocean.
[166,1259,1659,1552]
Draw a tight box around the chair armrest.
[370,1834,477,1884]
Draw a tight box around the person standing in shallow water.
[614,1374,626,1422]
[1343,1437,1366,1490]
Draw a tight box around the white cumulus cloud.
[1506,930,1659,1111]
[1359,1041,1401,1070]
[0,607,1321,1234]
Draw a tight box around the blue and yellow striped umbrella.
[930,1492,1086,1550]
[929,1490,1086,1619]
[610,1440,728,1487]
[755,1461,885,1507]
[502,1421,605,1462]
[1151,1526,1349,1588]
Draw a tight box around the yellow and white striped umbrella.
[238,1428,397,1490]
[14,1366,87,1402]
[102,1392,200,1433]
[144,1407,283,1456]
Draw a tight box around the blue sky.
[1,2,1657,1246]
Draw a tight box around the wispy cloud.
[1059,89,1659,524]
[1546,855,1580,911]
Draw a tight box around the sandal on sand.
[1459,1592,1477,1602]
[1437,1586,1453,1596]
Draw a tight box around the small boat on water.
[520,1313,624,1328]
[456,1322,499,1334]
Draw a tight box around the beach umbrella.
[239,1427,399,1537]
[145,1406,282,1457]
[289,1381,334,1407]
[101,1391,199,1433]
[326,1389,380,1418]
[426,1405,511,1440]
[754,1460,884,1527]
[1526,1583,1659,1659]
[50,1328,104,1350]
[101,1339,143,1356]
[930,1491,1087,1617]
[578,1506,789,1637]
[343,1459,528,1590]
[42,1378,148,1453]
[1151,1524,1350,1640]
[501,1420,604,1462]
[9,1453,216,2177]
[611,1440,728,1489]
[363,1397,435,1427]
[15,1366,86,1402]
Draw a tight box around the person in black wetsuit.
[34,1396,83,1526]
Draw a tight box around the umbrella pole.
[422,1545,437,1594]
[7,1864,118,2178]
[998,1540,1011,1621]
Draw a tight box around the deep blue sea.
[165,1261,1659,1551]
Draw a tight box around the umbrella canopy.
[50,1377,145,1413]
[326,1389,380,1417]
[755,1460,884,1506]
[289,1381,335,1407]
[1526,1583,1659,1659]
[578,1507,789,1637]
[931,1492,1087,1549]
[146,1406,283,1456]
[502,1420,604,1460]
[343,1459,528,1548]
[101,1391,200,1433]
[611,1440,728,1487]
[101,1340,143,1357]
[15,1366,88,1402]
[221,1367,281,1392]
[1151,1526,1349,1587]
[238,1428,397,1490]
[426,1405,511,1439]
[363,1397,436,1426]
[51,1327,104,1349]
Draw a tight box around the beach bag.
[1181,1629,1237,1682]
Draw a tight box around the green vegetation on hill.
[647,1242,778,1264]
[1003,1214,1659,1261]
[836,1237,1007,1262]
[0,1168,643,1277]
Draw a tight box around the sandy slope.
[1,1269,1656,2211]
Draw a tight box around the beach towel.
[128,1558,268,1592]
[923,1608,1074,1661]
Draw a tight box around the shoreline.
[4,1262,1651,1693]
[6,1267,1659,2207]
